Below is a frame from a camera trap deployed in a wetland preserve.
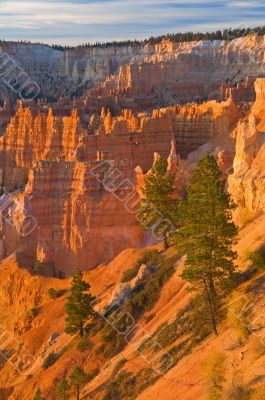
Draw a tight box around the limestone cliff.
[228,79,265,214]
[2,34,265,107]
[0,36,265,275]
[0,94,241,274]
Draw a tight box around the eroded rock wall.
[2,35,265,106]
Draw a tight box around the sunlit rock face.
[0,95,238,275]
[0,36,265,275]
[1,35,265,106]
[228,79,265,214]
[0,83,262,276]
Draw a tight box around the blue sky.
[0,0,265,45]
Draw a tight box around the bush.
[34,261,55,276]
[190,294,223,341]
[224,372,252,400]
[144,313,155,323]
[103,372,134,400]
[102,368,159,400]
[42,352,60,369]
[121,250,163,282]
[227,295,253,344]
[76,337,90,352]
[112,358,127,377]
[47,288,65,299]
[87,367,100,382]
[94,253,178,359]
[160,339,190,373]
[98,324,127,359]
[138,304,192,353]
[247,245,265,271]
[27,307,39,320]
[203,352,226,400]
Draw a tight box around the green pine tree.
[65,272,96,337]
[70,366,88,400]
[176,155,238,335]
[56,378,71,400]
[139,156,177,249]
[33,388,45,400]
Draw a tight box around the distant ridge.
[1,25,265,51]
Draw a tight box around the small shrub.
[33,388,45,400]
[160,339,190,373]
[190,295,221,341]
[42,352,60,369]
[33,261,45,274]
[102,368,158,400]
[112,358,127,377]
[55,378,70,400]
[138,304,192,353]
[247,245,265,271]
[102,371,134,400]
[203,352,226,400]
[96,253,178,359]
[121,264,142,283]
[76,337,90,352]
[224,371,252,400]
[27,307,39,320]
[144,313,155,323]
[34,261,55,276]
[227,295,253,344]
[121,250,163,282]
[47,288,65,299]
[87,367,100,382]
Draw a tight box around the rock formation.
[228,79,265,213]
[2,35,265,108]
[0,36,264,275]
[0,91,243,275]
[0,33,265,400]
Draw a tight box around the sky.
[0,0,265,45]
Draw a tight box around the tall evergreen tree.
[56,378,71,400]
[176,155,238,335]
[33,388,45,400]
[65,272,96,337]
[140,156,177,249]
[70,366,88,400]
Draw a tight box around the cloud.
[229,1,264,7]
[0,0,264,44]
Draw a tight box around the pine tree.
[70,366,88,400]
[33,388,45,400]
[140,156,177,249]
[65,272,96,337]
[56,378,71,400]
[176,155,238,335]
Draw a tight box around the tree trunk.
[80,321,83,337]
[203,279,218,336]
[77,386,80,400]
[163,235,169,250]
[209,276,217,298]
